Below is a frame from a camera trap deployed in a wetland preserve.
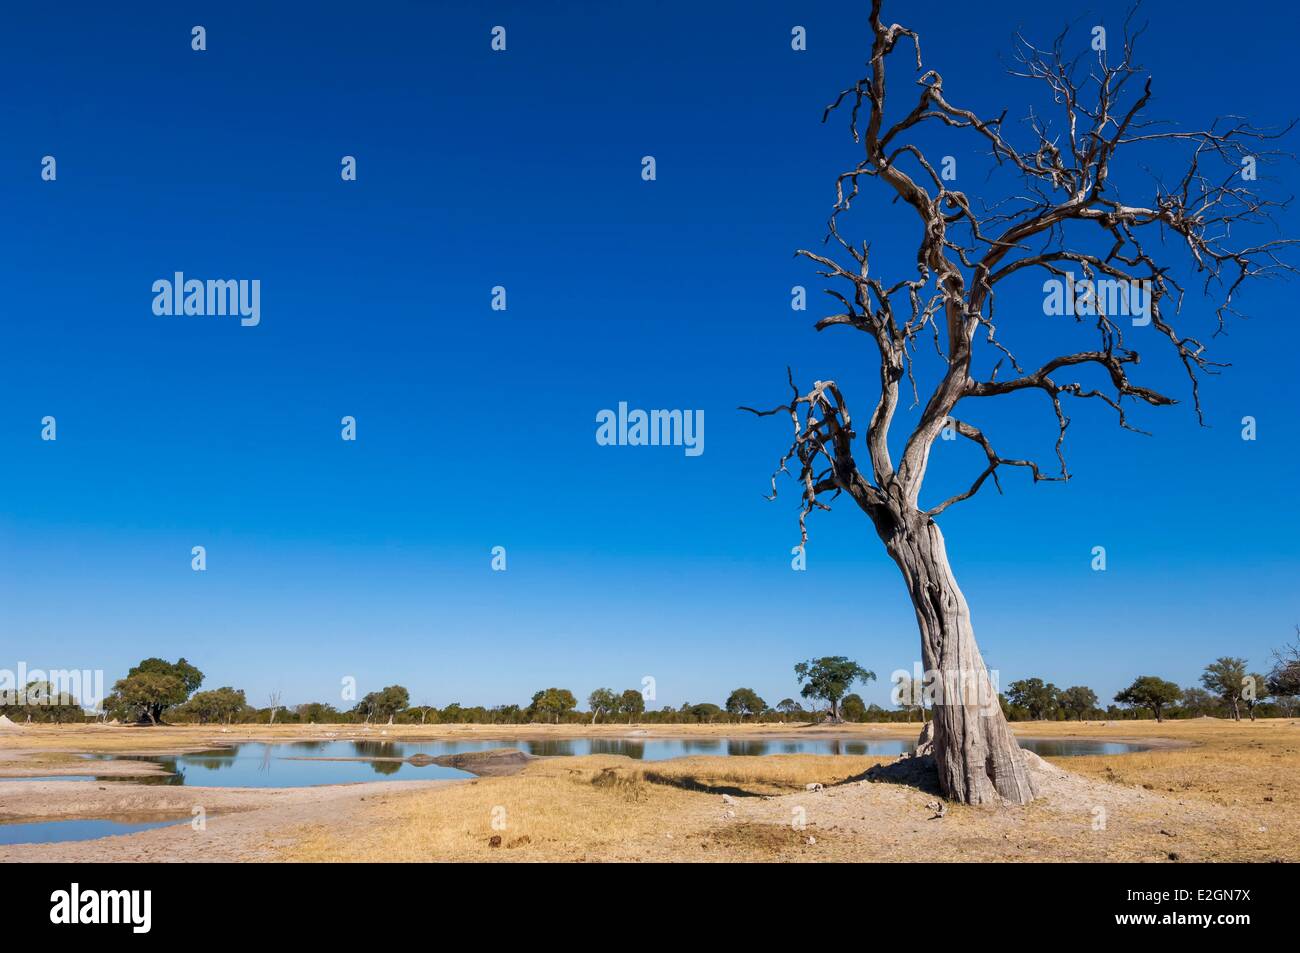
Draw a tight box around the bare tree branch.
[755,0,1295,534]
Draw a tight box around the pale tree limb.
[750,0,1296,536]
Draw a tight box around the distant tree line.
[1003,654,1297,723]
[0,680,84,723]
[18,636,1300,726]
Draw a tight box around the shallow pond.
[84,744,475,787]
[83,736,1148,787]
[0,817,182,845]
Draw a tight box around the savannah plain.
[0,718,1295,863]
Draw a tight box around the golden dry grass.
[1055,719,1300,805]
[286,757,694,862]
[283,754,886,862]
[637,753,879,794]
[282,718,1300,862]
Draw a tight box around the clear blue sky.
[1,0,1296,712]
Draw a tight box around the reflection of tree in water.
[287,741,326,754]
[128,747,239,785]
[682,740,723,755]
[726,741,770,757]
[123,757,187,786]
[367,758,402,776]
[588,740,645,760]
[351,741,399,759]
[522,740,576,757]
[181,747,239,771]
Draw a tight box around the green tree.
[1200,657,1249,721]
[134,657,203,694]
[1005,678,1060,720]
[1178,686,1219,717]
[1115,676,1182,722]
[404,702,437,725]
[776,698,804,716]
[115,672,186,724]
[724,687,767,720]
[295,701,342,723]
[529,688,577,724]
[353,685,410,724]
[794,657,876,723]
[587,688,618,724]
[0,680,84,723]
[618,689,646,723]
[688,702,722,723]
[184,687,247,724]
[1057,685,1099,721]
[840,693,867,722]
[113,657,204,724]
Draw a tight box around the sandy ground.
[1,719,1294,862]
[0,777,457,861]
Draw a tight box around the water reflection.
[0,817,183,846]
[84,736,1148,787]
[1019,740,1143,757]
[588,739,643,758]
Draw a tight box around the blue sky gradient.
[2,0,1297,711]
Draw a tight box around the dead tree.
[746,0,1294,805]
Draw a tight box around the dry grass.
[0,723,242,754]
[637,753,879,795]
[286,757,693,862]
[283,718,1300,863]
[284,754,889,862]
[1059,720,1299,811]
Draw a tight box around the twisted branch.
[748,0,1296,542]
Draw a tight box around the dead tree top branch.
[746,0,1296,535]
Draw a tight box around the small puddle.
[0,817,184,846]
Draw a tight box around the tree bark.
[877,508,1036,806]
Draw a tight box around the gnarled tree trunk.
[876,506,1036,805]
